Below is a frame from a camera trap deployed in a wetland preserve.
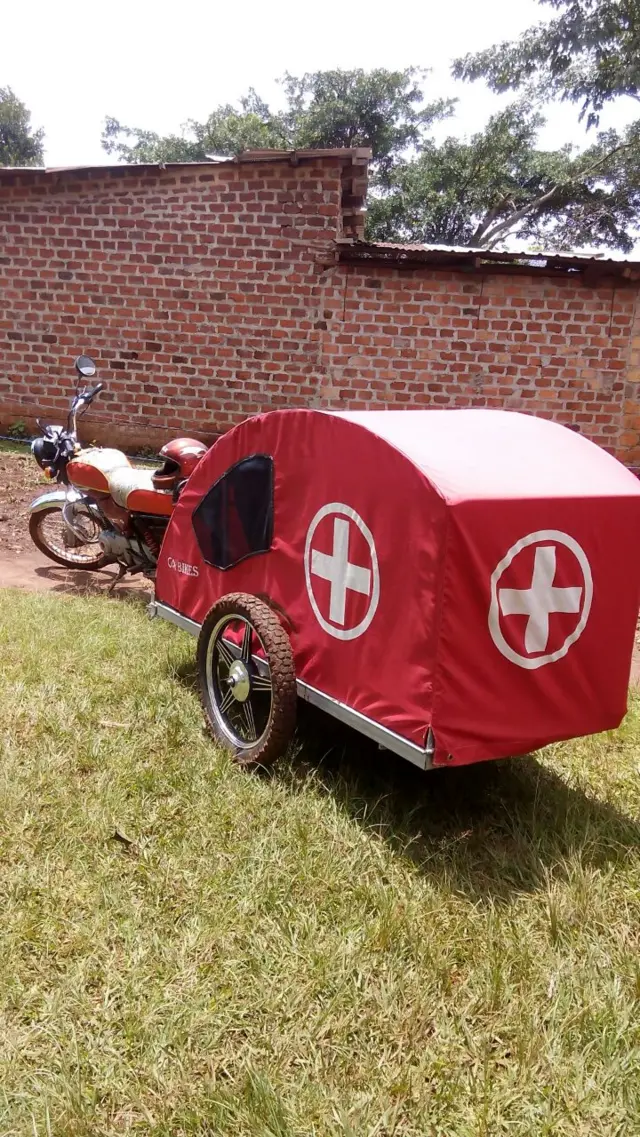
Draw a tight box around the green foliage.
[369,105,640,251]
[0,87,44,166]
[454,0,640,127]
[101,67,453,170]
[102,89,287,164]
[133,444,160,461]
[369,104,555,246]
[192,89,289,155]
[1,586,640,1133]
[278,69,453,172]
[449,2,640,250]
[101,59,640,252]
[0,439,30,455]
[101,117,205,163]
[6,418,28,439]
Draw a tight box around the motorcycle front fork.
[61,492,101,545]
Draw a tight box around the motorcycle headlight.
[31,437,58,469]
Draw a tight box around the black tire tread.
[197,592,296,768]
[29,507,109,570]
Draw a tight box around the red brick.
[0,160,639,462]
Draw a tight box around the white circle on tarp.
[488,529,593,670]
[304,502,380,641]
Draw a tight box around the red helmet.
[153,437,207,492]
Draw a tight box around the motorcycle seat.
[107,467,174,517]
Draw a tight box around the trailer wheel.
[197,593,296,768]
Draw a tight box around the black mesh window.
[192,454,274,570]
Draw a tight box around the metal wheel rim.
[38,509,103,565]
[205,614,273,750]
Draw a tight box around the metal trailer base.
[149,599,434,770]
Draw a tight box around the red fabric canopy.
[157,408,640,765]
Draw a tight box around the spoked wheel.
[197,593,296,768]
[29,506,109,570]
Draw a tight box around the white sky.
[2,0,639,168]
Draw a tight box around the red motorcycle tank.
[67,448,131,494]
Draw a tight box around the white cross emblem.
[499,545,582,654]
[311,517,371,625]
[304,503,380,641]
[488,530,593,670]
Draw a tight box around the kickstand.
[107,564,127,593]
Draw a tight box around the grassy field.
[0,439,32,456]
[0,588,639,1136]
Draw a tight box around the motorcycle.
[29,354,207,583]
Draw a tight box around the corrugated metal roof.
[338,239,640,275]
[352,240,637,265]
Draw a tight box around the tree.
[453,0,640,126]
[101,68,453,169]
[0,87,44,166]
[449,1,640,249]
[101,61,640,252]
[102,90,287,164]
[276,69,453,172]
[368,104,640,250]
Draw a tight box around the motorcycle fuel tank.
[67,448,131,494]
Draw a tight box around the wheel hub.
[226,660,251,702]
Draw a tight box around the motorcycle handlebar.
[66,374,104,436]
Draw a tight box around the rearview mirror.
[74,354,96,379]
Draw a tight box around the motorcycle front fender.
[29,487,84,514]
[30,487,104,546]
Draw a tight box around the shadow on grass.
[33,563,153,604]
[173,658,640,903]
[286,704,640,903]
[171,656,200,689]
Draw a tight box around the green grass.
[0,589,639,1136]
[0,439,32,456]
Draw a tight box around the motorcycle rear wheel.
[29,506,110,570]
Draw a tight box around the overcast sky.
[2,0,638,167]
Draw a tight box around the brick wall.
[318,264,638,459]
[1,157,640,463]
[0,159,346,450]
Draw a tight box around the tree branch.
[452,149,492,209]
[475,138,634,248]
[478,184,562,246]
[471,195,511,243]
[573,139,632,180]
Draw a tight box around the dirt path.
[0,447,151,601]
[0,545,152,601]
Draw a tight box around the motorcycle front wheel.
[29,506,110,570]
